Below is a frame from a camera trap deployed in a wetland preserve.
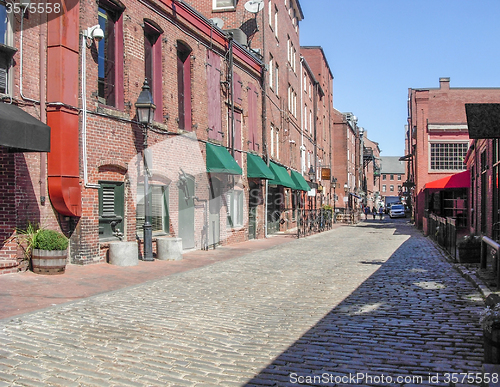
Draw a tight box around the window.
[304,104,307,132]
[213,0,236,10]
[227,189,244,228]
[430,142,468,171]
[268,54,273,90]
[98,181,124,241]
[390,174,394,180]
[275,63,279,95]
[275,128,279,159]
[274,5,278,39]
[144,20,163,122]
[98,1,124,108]
[398,174,402,180]
[390,185,394,192]
[382,185,386,192]
[177,41,192,130]
[136,184,169,235]
[382,174,386,180]
[270,125,274,157]
[0,3,14,95]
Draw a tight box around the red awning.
[423,170,470,190]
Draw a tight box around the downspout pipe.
[261,7,268,238]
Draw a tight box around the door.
[267,186,281,234]
[248,181,259,239]
[209,177,221,246]
[178,174,195,249]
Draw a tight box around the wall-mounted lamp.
[308,165,315,182]
[83,25,105,48]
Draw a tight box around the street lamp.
[308,165,315,181]
[135,79,156,261]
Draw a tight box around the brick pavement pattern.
[0,220,485,386]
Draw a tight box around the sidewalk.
[0,233,305,320]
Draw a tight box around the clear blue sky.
[299,0,500,156]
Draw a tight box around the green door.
[209,177,221,246]
[178,175,195,249]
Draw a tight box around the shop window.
[136,184,169,236]
[227,189,243,228]
[98,181,124,241]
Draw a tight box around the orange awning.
[423,170,470,190]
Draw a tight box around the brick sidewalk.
[0,233,306,320]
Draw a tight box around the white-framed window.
[309,109,312,134]
[382,185,386,192]
[213,0,236,10]
[390,185,394,192]
[274,5,278,39]
[227,189,244,228]
[275,128,279,159]
[275,62,279,95]
[269,54,273,90]
[429,142,468,171]
[304,104,307,132]
[270,124,275,157]
[268,0,272,27]
[0,2,14,95]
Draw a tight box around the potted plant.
[480,303,500,363]
[456,234,481,263]
[31,229,69,275]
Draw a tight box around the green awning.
[206,143,242,175]
[247,153,274,179]
[268,161,295,188]
[290,170,311,191]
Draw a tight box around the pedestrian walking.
[372,206,376,219]
[364,206,370,220]
[378,206,384,220]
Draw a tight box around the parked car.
[389,204,406,218]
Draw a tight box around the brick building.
[362,134,381,210]
[300,46,335,210]
[379,156,406,207]
[332,109,362,213]
[0,0,268,272]
[406,77,500,230]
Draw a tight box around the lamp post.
[135,79,156,261]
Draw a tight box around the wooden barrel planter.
[32,249,68,275]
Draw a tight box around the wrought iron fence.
[297,209,334,238]
[428,213,457,259]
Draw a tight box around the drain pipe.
[39,13,47,206]
[81,32,100,189]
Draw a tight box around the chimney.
[439,77,450,90]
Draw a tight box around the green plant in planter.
[33,229,69,251]
[457,234,482,249]
[457,234,482,264]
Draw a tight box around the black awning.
[465,103,500,139]
[0,103,51,152]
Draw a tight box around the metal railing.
[428,213,457,259]
[481,236,500,284]
[297,209,334,238]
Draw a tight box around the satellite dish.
[244,0,264,13]
[209,17,225,29]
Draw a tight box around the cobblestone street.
[0,220,485,386]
